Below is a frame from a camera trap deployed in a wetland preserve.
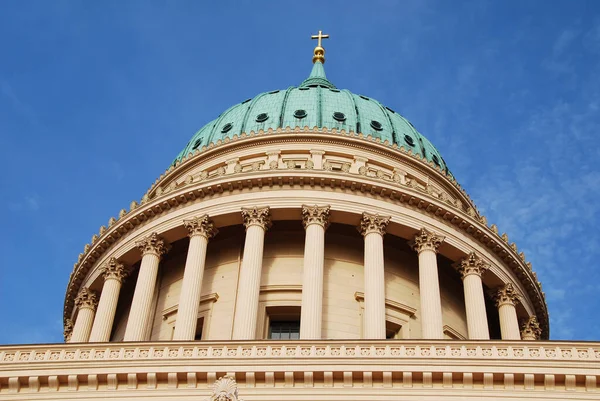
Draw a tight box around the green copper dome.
[175,62,449,173]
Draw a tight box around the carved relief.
[101,257,129,283]
[492,283,519,307]
[410,228,444,253]
[358,212,391,236]
[135,232,170,258]
[63,319,73,342]
[207,375,244,401]
[521,316,542,340]
[241,207,272,231]
[301,205,331,229]
[183,215,218,240]
[74,287,98,311]
[456,252,489,279]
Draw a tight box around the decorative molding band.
[259,285,302,293]
[1,340,598,364]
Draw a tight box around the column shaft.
[124,253,161,341]
[71,307,95,343]
[463,274,490,339]
[418,249,444,339]
[89,278,121,342]
[493,283,521,340]
[300,223,326,339]
[173,234,210,340]
[498,303,520,340]
[232,224,266,339]
[363,231,386,339]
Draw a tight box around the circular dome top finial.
[311,30,329,64]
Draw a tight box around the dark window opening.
[194,317,204,341]
[385,320,402,339]
[267,306,301,340]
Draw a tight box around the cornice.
[63,130,549,339]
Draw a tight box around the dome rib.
[279,86,295,128]
[239,92,269,134]
[341,89,359,134]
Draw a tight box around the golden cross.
[311,30,329,48]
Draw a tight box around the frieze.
[0,341,598,364]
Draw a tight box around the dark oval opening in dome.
[370,120,383,131]
[333,112,346,122]
[404,135,415,146]
[256,113,269,123]
[294,109,307,119]
[221,123,233,133]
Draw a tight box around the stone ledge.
[0,340,598,396]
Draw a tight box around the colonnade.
[67,206,541,343]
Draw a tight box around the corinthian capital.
[520,315,542,340]
[136,232,170,257]
[302,205,331,229]
[358,212,391,236]
[64,319,74,342]
[184,215,218,239]
[410,228,444,253]
[102,257,129,283]
[74,287,98,311]
[456,252,489,279]
[241,207,272,230]
[492,283,519,307]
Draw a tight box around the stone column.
[124,233,170,342]
[358,212,391,339]
[89,258,128,342]
[492,283,521,340]
[232,207,271,340]
[457,252,490,340]
[71,288,98,343]
[173,215,218,340]
[520,316,542,340]
[410,228,445,339]
[299,205,330,339]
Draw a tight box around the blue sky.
[1,1,599,343]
